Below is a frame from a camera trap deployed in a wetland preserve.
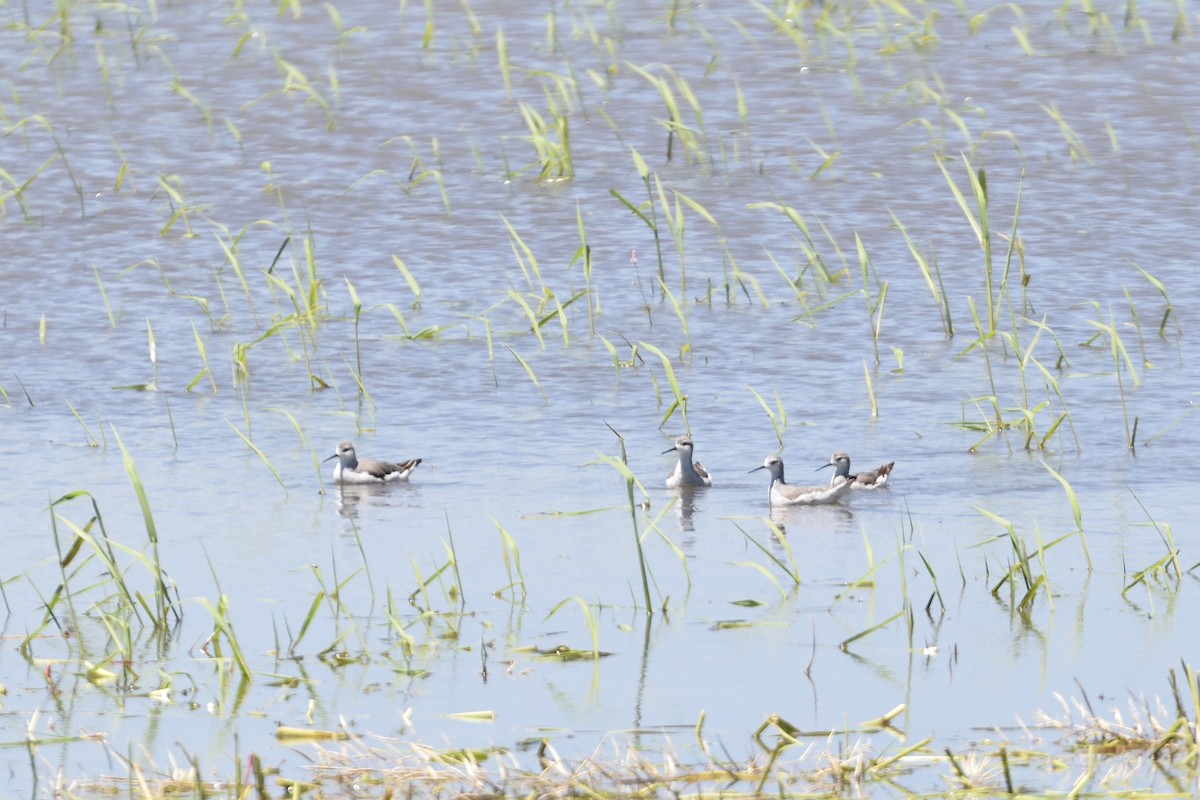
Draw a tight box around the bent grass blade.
[1040,461,1091,570]
[745,385,786,449]
[592,452,653,613]
[638,341,688,432]
[493,519,526,600]
[226,420,287,494]
[501,343,548,403]
[839,610,906,653]
[112,427,178,628]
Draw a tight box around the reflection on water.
[767,503,856,539]
[670,485,701,533]
[331,482,424,525]
[1,0,1198,793]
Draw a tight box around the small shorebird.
[662,435,712,488]
[751,455,852,506]
[817,451,894,488]
[325,440,421,484]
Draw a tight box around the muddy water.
[2,0,1199,792]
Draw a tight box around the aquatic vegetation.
[638,341,691,430]
[2,115,84,217]
[731,517,800,593]
[517,98,574,183]
[611,148,668,289]
[1084,303,1140,450]
[592,431,654,613]
[892,209,953,337]
[745,384,787,449]
[2,0,1199,794]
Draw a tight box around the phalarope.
[325,440,421,484]
[662,435,712,488]
[751,455,852,506]
[817,451,893,488]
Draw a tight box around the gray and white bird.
[751,455,852,506]
[817,451,894,489]
[325,440,421,484]
[662,435,713,488]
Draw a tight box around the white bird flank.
[662,434,712,488]
[325,440,422,485]
[752,455,852,506]
[818,450,894,488]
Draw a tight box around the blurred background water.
[1,0,1198,793]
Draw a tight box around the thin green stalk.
[226,420,288,494]
[502,343,548,403]
[638,341,689,431]
[1040,461,1092,570]
[593,453,653,615]
[112,427,179,629]
[891,210,952,336]
[345,277,363,393]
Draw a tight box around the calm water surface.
[2,0,1199,793]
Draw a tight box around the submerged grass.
[6,2,1200,796]
[91,667,1195,800]
[42,478,184,663]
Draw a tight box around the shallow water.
[2,0,1199,793]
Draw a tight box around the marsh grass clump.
[226,232,333,392]
[39,451,184,662]
[1122,487,1182,598]
[6,1,1200,796]
[173,688,1198,800]
[625,64,704,166]
[517,98,574,183]
[936,159,1087,454]
[242,50,338,131]
[60,656,1200,798]
[973,505,1054,615]
[1036,663,1200,763]
[956,308,1078,453]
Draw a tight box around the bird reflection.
[673,486,699,532]
[331,482,421,520]
[332,484,369,519]
[768,503,854,533]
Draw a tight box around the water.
[2,0,1198,793]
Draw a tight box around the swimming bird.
[324,440,421,484]
[817,451,894,488]
[750,455,852,506]
[662,435,712,488]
